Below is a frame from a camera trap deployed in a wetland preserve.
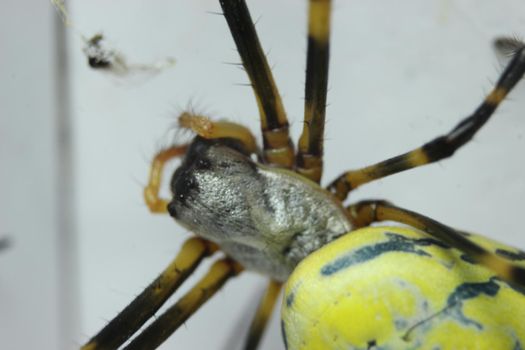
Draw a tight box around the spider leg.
[242,280,282,350]
[81,238,218,350]
[296,0,332,183]
[328,45,525,201]
[122,258,243,350]
[178,111,258,154]
[346,200,525,287]
[144,144,188,213]
[219,0,294,168]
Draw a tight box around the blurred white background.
[1,0,525,349]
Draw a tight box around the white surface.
[0,1,66,350]
[4,1,525,350]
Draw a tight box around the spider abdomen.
[282,226,525,349]
[168,136,352,281]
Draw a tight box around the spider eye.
[196,158,211,170]
[170,163,201,207]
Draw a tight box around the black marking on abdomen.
[320,233,449,276]
[443,279,500,331]
[460,253,477,265]
[496,248,525,261]
[285,291,295,308]
[447,279,500,306]
[404,279,501,341]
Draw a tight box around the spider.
[77,0,524,350]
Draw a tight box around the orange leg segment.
[178,112,257,154]
[143,144,188,213]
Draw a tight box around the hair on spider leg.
[234,82,255,88]
[254,14,262,27]
[205,11,225,16]
[493,36,525,71]
[494,35,525,57]
[164,101,212,142]
[221,61,245,71]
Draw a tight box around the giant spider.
[77,0,524,350]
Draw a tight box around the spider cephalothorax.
[168,135,351,281]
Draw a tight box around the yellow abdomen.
[282,226,525,350]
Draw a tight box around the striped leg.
[81,238,218,350]
[346,200,525,287]
[122,258,243,350]
[328,45,525,201]
[219,0,294,168]
[243,280,282,350]
[296,0,332,183]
